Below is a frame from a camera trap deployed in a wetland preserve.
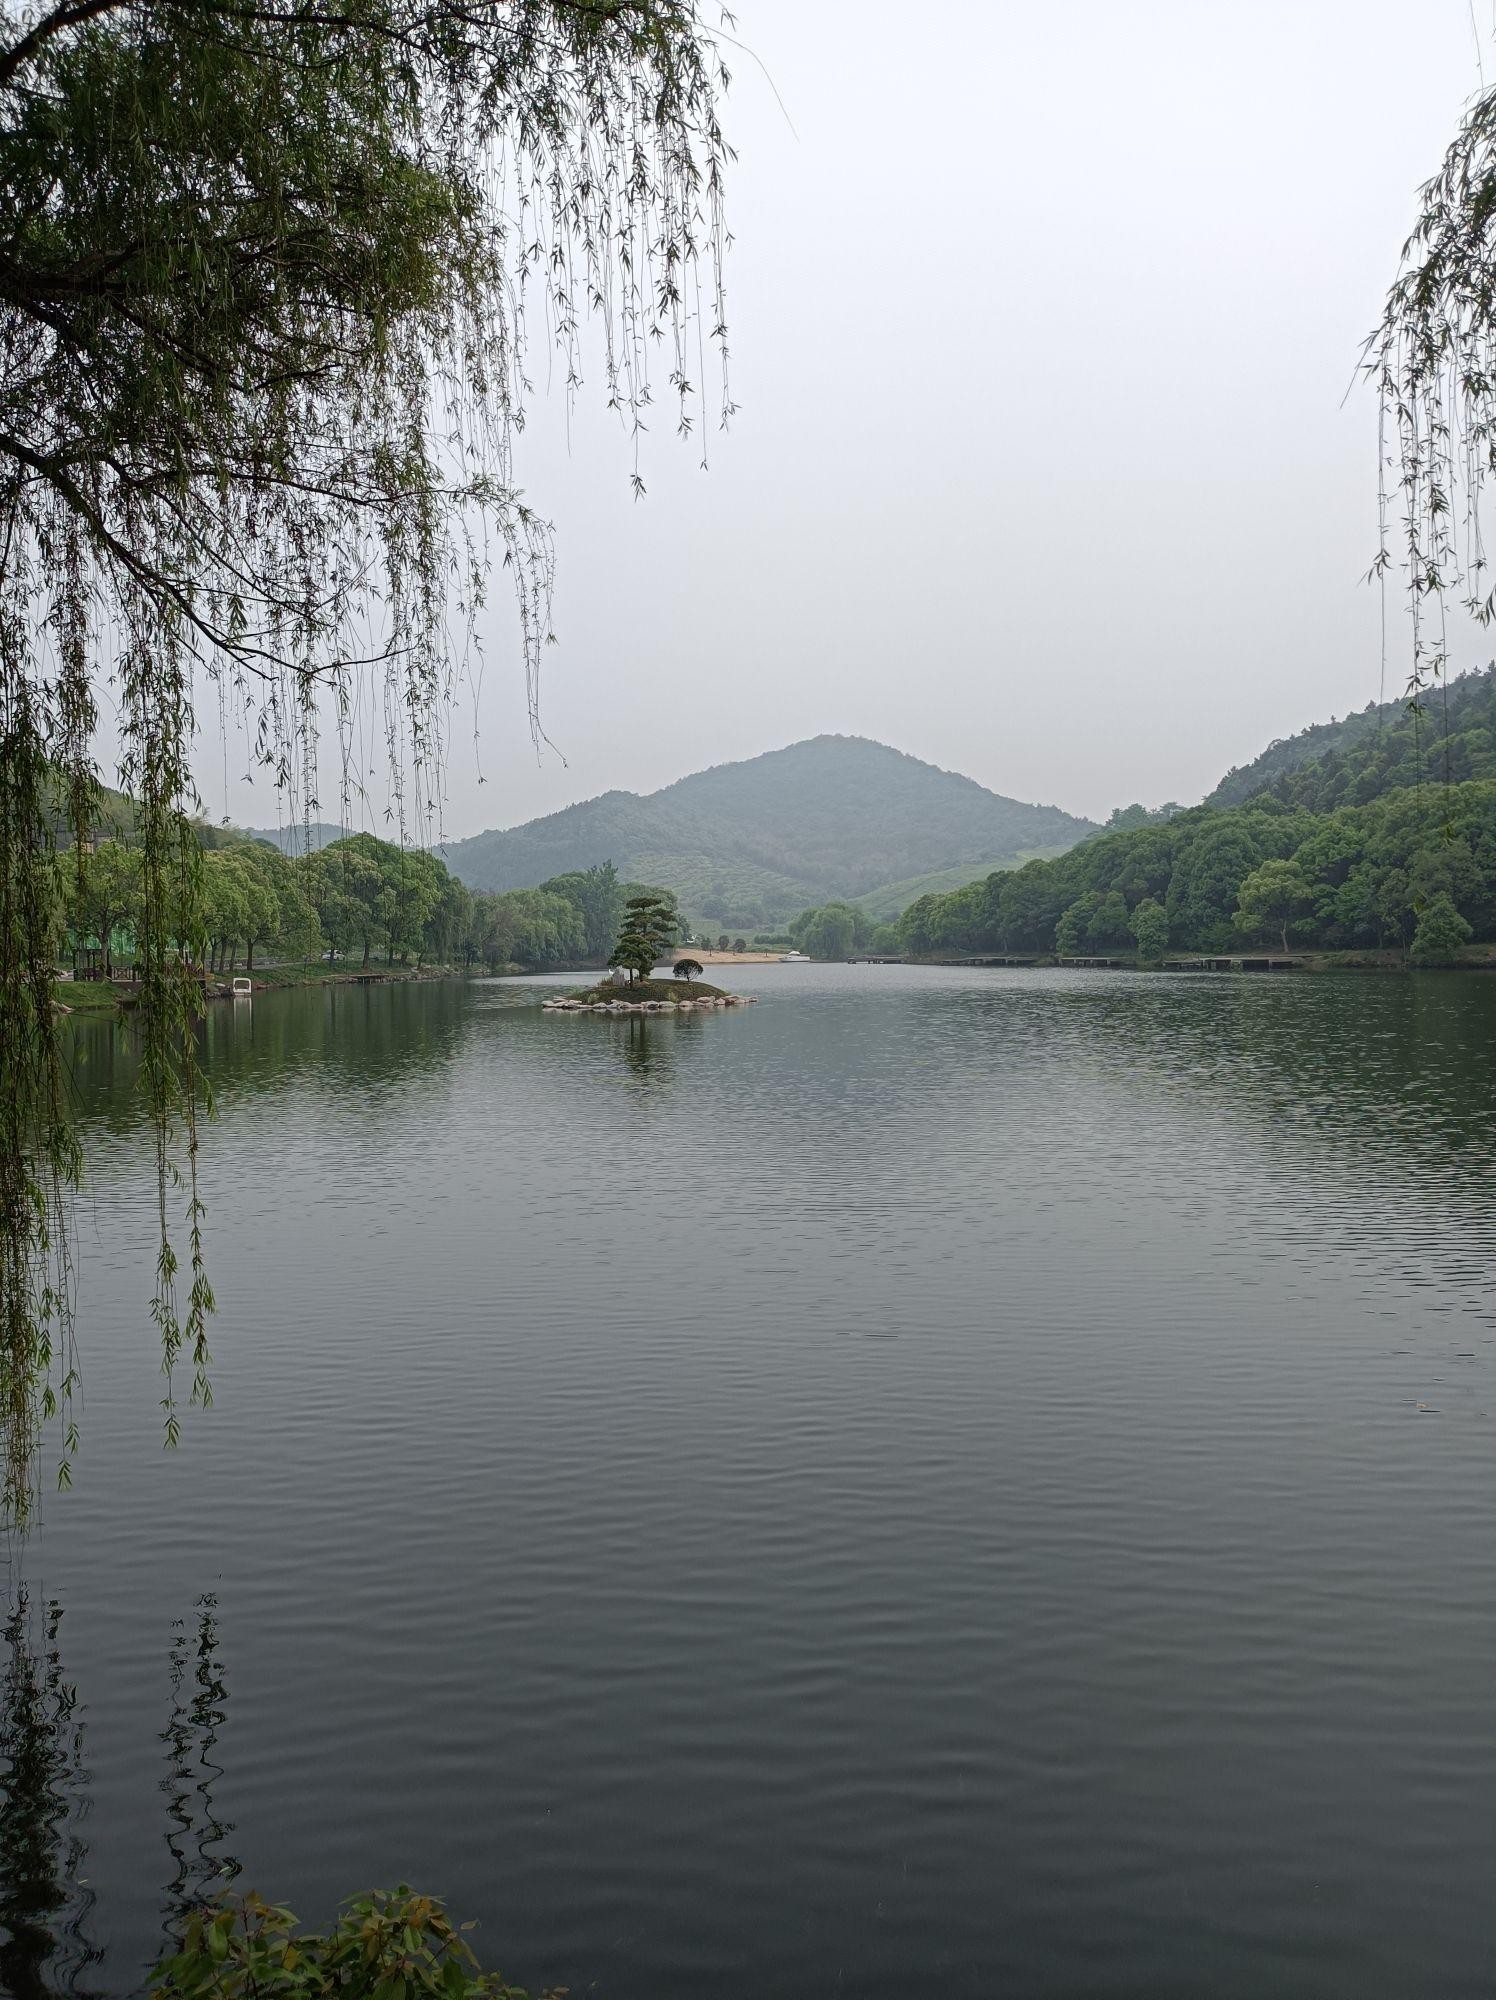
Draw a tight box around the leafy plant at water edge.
[150,1889,554,2000]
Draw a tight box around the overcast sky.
[207,0,1491,840]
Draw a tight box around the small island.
[544,904,757,1012]
[543,972,755,1014]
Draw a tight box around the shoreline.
[52,962,466,1013]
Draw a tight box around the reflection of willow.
[0,1593,101,1999]
[159,1596,240,1940]
[0,1590,241,1997]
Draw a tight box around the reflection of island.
[619,1014,670,1083]
[0,1590,238,1997]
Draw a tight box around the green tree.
[1234,860,1313,953]
[1372,868,1417,955]
[423,874,472,971]
[1130,897,1169,964]
[303,838,387,969]
[539,863,623,962]
[1085,890,1131,950]
[1410,892,1473,963]
[67,839,141,976]
[503,889,587,967]
[200,851,268,974]
[233,844,320,971]
[375,851,444,966]
[1054,897,1091,957]
[897,895,938,957]
[673,958,704,983]
[303,843,381,967]
[1169,821,1267,949]
[463,893,519,974]
[610,894,678,985]
[800,905,854,959]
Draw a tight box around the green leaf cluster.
[150,1889,551,2000]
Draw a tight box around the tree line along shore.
[782,781,1496,970]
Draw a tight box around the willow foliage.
[1372,81,1496,696]
[0,0,730,1518]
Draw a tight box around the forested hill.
[899,780,1496,962]
[1206,664,1496,812]
[437,736,1097,925]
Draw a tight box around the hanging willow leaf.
[1371,82,1496,701]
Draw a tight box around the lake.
[7,964,1496,1998]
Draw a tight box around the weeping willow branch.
[1370,81,1496,709]
[0,0,732,1519]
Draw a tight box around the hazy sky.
[207,0,1492,839]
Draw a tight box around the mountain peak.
[438,736,1096,925]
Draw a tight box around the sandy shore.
[670,949,790,965]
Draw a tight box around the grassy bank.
[232,961,461,989]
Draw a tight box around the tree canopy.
[608,892,677,983]
[898,781,1496,963]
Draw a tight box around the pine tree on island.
[608,895,678,985]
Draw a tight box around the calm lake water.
[6,965,1496,1998]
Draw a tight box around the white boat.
[779,950,810,962]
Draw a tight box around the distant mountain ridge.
[436,735,1097,925]
[242,820,351,857]
[1205,664,1496,812]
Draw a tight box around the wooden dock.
[932,954,1043,967]
[1163,955,1304,972]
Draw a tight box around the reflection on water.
[0,1592,236,1997]
[24,967,1496,2000]
[0,1595,98,1999]
[61,979,474,1136]
[160,1599,238,1940]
